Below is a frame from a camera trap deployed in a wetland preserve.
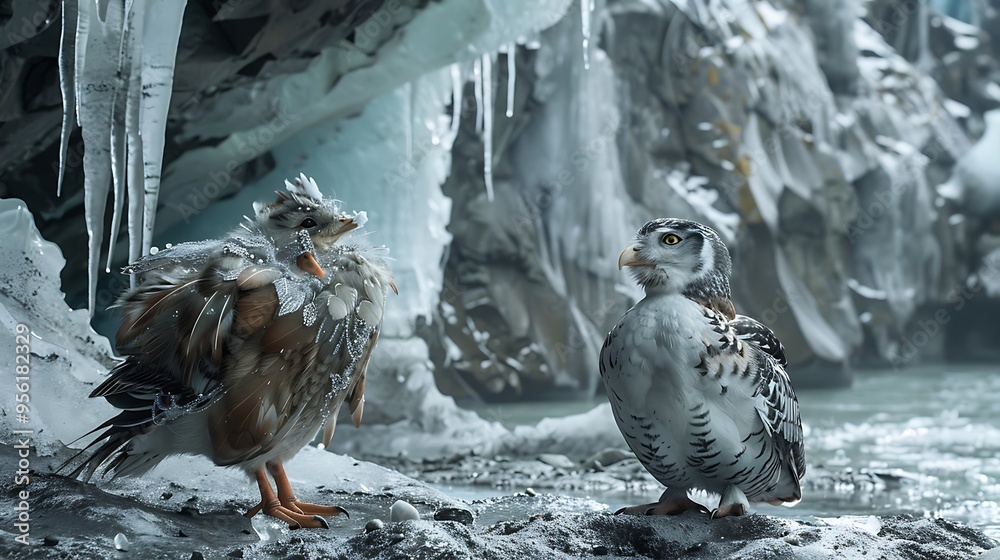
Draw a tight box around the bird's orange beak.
[297,252,325,278]
[618,246,654,270]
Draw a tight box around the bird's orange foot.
[615,495,708,516]
[281,500,349,518]
[247,464,349,529]
[245,497,335,529]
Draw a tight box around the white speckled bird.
[600,218,804,518]
[64,175,394,529]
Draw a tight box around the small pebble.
[179,506,200,516]
[592,545,609,555]
[177,529,189,538]
[190,553,205,560]
[113,533,130,551]
[538,453,576,469]
[228,549,244,558]
[389,533,405,544]
[390,500,419,522]
[434,507,474,525]
[160,492,173,500]
[525,488,538,497]
[365,519,385,532]
[42,536,58,546]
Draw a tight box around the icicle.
[124,0,146,274]
[916,0,932,72]
[448,63,462,143]
[56,0,78,198]
[139,0,189,255]
[73,0,90,122]
[581,0,591,70]
[106,33,130,269]
[405,82,413,162]
[481,54,494,202]
[505,43,516,118]
[473,57,483,133]
[78,0,125,315]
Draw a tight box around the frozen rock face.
[429,0,986,393]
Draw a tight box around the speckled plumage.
[601,218,804,517]
[64,175,393,528]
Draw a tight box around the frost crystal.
[303,301,318,327]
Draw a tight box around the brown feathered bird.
[64,175,394,529]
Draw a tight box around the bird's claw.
[615,496,708,516]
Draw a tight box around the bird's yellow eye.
[662,233,681,245]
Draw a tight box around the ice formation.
[954,109,1000,218]
[59,0,189,312]
[0,199,114,454]
[481,53,495,201]
[505,43,516,118]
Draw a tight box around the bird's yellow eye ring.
[662,233,681,245]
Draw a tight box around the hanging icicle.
[505,43,516,119]
[481,54,494,202]
[139,0,188,256]
[405,82,414,162]
[123,0,147,272]
[56,0,191,312]
[448,63,463,146]
[77,0,125,315]
[473,57,483,133]
[56,0,78,198]
[581,0,591,70]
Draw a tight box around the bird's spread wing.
[730,314,787,366]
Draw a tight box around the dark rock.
[434,507,475,525]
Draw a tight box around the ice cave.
[2,0,1000,558]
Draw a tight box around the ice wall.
[0,199,115,456]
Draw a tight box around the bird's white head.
[250,174,367,279]
[618,218,732,301]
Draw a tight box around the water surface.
[454,365,1000,537]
